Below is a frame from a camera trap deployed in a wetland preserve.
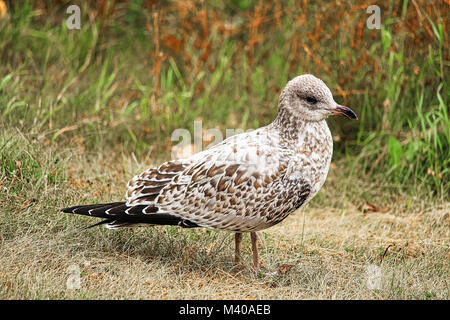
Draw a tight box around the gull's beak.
[332,104,358,120]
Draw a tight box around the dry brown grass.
[0,146,448,300]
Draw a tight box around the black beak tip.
[349,111,358,120]
[335,105,358,120]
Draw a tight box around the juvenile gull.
[62,74,357,269]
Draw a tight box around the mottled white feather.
[124,74,336,232]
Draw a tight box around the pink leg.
[250,232,259,270]
[235,233,243,266]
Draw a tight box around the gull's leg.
[250,232,259,270]
[234,232,243,266]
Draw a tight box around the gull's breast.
[291,120,333,201]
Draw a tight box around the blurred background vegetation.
[0,0,448,197]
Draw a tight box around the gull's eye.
[306,96,318,104]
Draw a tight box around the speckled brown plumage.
[62,74,357,268]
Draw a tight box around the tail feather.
[61,202,199,229]
[62,202,125,216]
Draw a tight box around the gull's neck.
[271,107,316,141]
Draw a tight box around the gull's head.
[279,74,358,122]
